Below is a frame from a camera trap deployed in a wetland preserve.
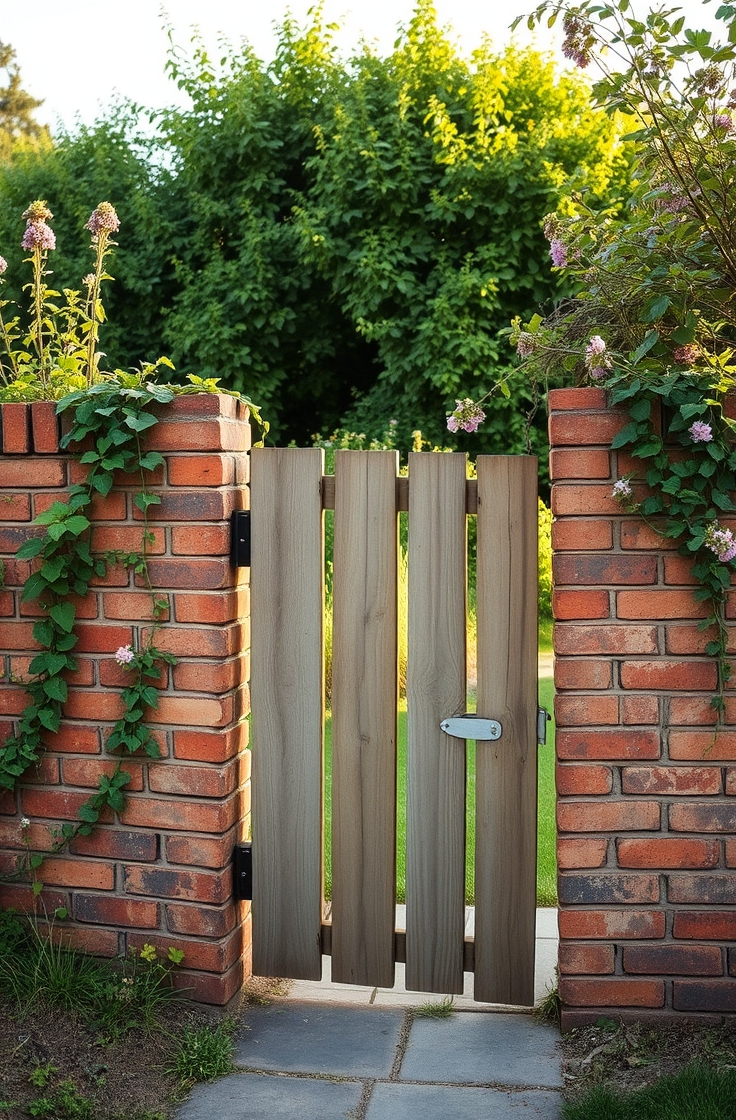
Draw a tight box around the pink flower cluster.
[704,523,736,563]
[585,335,612,380]
[446,398,486,434]
[549,239,568,268]
[85,202,120,238]
[561,12,595,68]
[689,420,713,443]
[672,343,700,366]
[0,256,6,276]
[115,644,136,666]
[612,478,633,500]
[21,199,55,252]
[516,333,536,358]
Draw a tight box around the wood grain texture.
[474,455,538,1005]
[405,451,467,995]
[250,447,325,980]
[331,451,399,987]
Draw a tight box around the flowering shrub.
[450,0,736,712]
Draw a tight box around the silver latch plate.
[440,715,502,741]
[538,707,551,746]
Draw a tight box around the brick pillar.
[0,395,251,1004]
[550,386,736,1028]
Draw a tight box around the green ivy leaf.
[49,602,76,632]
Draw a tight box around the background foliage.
[0,3,629,459]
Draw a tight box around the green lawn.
[324,674,557,906]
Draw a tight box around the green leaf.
[64,516,91,536]
[124,411,158,433]
[49,602,76,632]
[16,536,45,560]
[630,331,659,364]
[42,677,68,703]
[641,294,671,322]
[37,706,60,732]
[611,422,639,448]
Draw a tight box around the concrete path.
[174,909,562,1120]
[175,1003,563,1120]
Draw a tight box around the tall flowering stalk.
[20,200,56,390]
[83,201,120,386]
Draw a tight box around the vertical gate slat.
[331,450,399,987]
[250,447,324,980]
[405,452,467,995]
[474,455,538,1005]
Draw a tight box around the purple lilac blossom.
[85,202,120,236]
[21,222,55,251]
[115,644,136,665]
[589,366,609,380]
[689,420,713,443]
[446,398,486,434]
[704,523,736,563]
[715,114,735,133]
[549,239,568,268]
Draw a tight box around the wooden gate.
[249,449,538,1005]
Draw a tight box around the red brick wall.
[0,395,251,1005]
[551,387,736,1028]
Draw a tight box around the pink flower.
[612,479,632,499]
[705,523,736,563]
[715,114,735,134]
[516,333,535,358]
[586,335,606,357]
[85,202,120,237]
[672,344,700,366]
[689,420,713,443]
[589,366,609,380]
[22,221,55,251]
[0,256,7,275]
[115,645,135,666]
[549,239,568,268]
[561,12,594,68]
[446,398,486,434]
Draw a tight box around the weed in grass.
[534,970,561,1027]
[28,1079,94,1120]
[414,997,455,1019]
[29,1064,59,1089]
[0,1103,13,1113]
[168,1018,237,1085]
[0,918,111,1016]
[563,1063,736,1120]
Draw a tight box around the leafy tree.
[0,41,50,159]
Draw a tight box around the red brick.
[548,387,608,411]
[670,695,736,725]
[165,829,237,869]
[173,726,247,763]
[89,562,131,588]
[724,839,736,866]
[73,894,159,928]
[559,873,659,905]
[1,558,31,586]
[555,694,618,726]
[673,981,736,1012]
[21,788,113,823]
[559,909,665,940]
[128,927,243,974]
[554,555,657,586]
[0,883,68,915]
[618,838,719,869]
[670,731,736,760]
[171,524,231,556]
[168,454,236,487]
[620,660,717,691]
[557,838,609,869]
[624,945,723,975]
[98,659,167,689]
[171,959,245,1006]
[132,490,236,523]
[172,659,246,694]
[0,590,14,615]
[675,912,736,939]
[621,695,659,724]
[559,943,615,975]
[0,787,17,815]
[45,924,119,957]
[617,590,707,620]
[553,590,610,621]
[0,686,31,715]
[554,625,658,656]
[135,558,232,590]
[549,449,611,480]
[30,401,60,453]
[622,766,721,796]
[556,764,613,796]
[147,622,247,659]
[119,793,241,833]
[663,556,699,585]
[557,729,660,760]
[124,865,231,904]
[0,493,31,520]
[26,756,59,784]
[620,520,678,550]
[61,757,144,792]
[70,828,158,862]
[669,874,736,904]
[1,402,30,452]
[20,591,98,621]
[552,485,623,517]
[558,800,660,832]
[0,458,65,488]
[88,490,127,520]
[174,591,249,625]
[63,691,124,722]
[144,418,249,453]
[148,761,238,798]
[149,694,236,728]
[74,623,134,653]
[669,802,736,832]
[35,857,114,890]
[552,520,613,551]
[91,526,166,553]
[0,525,46,555]
[555,659,613,690]
[102,591,169,621]
[42,723,101,755]
[0,819,57,851]
[165,902,237,937]
[560,978,664,1008]
[549,411,626,447]
[161,394,240,419]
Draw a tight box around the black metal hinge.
[233,842,252,900]
[231,510,251,567]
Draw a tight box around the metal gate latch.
[538,707,551,746]
[440,714,502,741]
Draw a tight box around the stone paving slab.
[175,1071,363,1120]
[366,1083,562,1120]
[234,1003,403,1078]
[400,1012,563,1088]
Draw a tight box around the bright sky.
[1,0,725,132]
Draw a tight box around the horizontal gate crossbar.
[320,923,476,973]
[320,475,478,514]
